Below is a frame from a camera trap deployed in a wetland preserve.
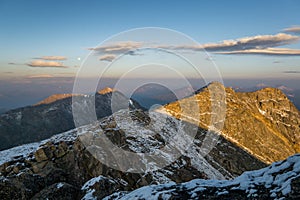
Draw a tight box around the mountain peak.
[243,86,289,101]
[97,87,115,95]
[164,84,300,164]
[35,94,76,105]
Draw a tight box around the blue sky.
[1,0,300,79]
[1,0,300,110]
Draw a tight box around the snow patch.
[56,182,64,189]
[0,128,78,165]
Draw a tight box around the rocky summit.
[163,82,300,164]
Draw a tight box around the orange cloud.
[27,74,55,78]
[27,60,68,68]
[35,56,67,60]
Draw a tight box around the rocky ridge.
[0,108,266,199]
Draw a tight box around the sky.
[0,0,300,109]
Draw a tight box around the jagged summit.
[35,94,80,106]
[97,87,115,95]
[244,86,288,96]
[35,87,117,106]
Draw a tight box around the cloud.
[203,33,299,51]
[27,74,55,78]
[155,33,299,52]
[214,48,300,56]
[88,41,143,54]
[27,60,68,68]
[88,33,300,58]
[283,70,300,74]
[34,56,67,60]
[283,26,300,34]
[99,54,116,62]
[8,62,23,65]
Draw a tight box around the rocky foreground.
[0,108,298,199]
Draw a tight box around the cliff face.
[163,82,300,164]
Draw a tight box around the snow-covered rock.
[105,154,300,200]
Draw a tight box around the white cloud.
[27,60,68,68]
[99,54,116,62]
[283,26,300,34]
[155,33,299,52]
[215,48,300,56]
[88,41,143,54]
[87,33,300,57]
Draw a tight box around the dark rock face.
[0,90,138,150]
